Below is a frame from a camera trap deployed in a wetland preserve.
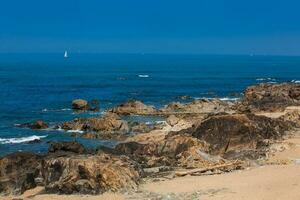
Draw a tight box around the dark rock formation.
[110,100,157,115]
[0,152,42,195]
[41,153,142,194]
[16,120,48,129]
[240,83,300,112]
[190,114,293,158]
[48,141,86,154]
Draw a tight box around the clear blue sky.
[1,0,300,55]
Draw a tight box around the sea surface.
[0,53,300,156]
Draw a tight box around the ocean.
[0,53,300,156]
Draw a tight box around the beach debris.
[175,160,243,177]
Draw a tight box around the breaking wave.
[0,135,47,144]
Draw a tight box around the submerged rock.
[241,83,300,112]
[42,153,142,194]
[0,152,42,195]
[16,120,48,130]
[110,100,157,115]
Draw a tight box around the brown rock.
[110,100,156,115]
[190,113,293,158]
[72,99,88,110]
[0,152,42,195]
[42,153,142,194]
[166,115,179,126]
[242,83,300,112]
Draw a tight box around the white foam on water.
[138,74,150,78]
[256,77,276,81]
[195,97,240,101]
[0,135,47,144]
[291,80,300,83]
[66,129,84,134]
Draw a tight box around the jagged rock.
[16,120,48,129]
[279,109,300,126]
[241,83,300,112]
[114,134,219,168]
[160,99,234,114]
[0,152,42,195]
[190,114,293,158]
[129,122,154,134]
[72,99,89,110]
[62,113,129,134]
[166,115,179,126]
[110,100,156,115]
[42,153,142,194]
[48,141,86,154]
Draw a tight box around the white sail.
[64,51,68,58]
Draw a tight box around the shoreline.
[1,82,300,199]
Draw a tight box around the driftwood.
[175,160,243,177]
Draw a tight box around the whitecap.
[66,129,84,134]
[0,135,47,144]
[291,80,300,83]
[138,74,150,78]
[194,97,240,101]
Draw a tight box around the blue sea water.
[0,53,300,156]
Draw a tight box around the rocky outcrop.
[61,113,129,139]
[72,99,100,111]
[189,114,293,159]
[240,83,300,112]
[159,99,234,114]
[166,115,180,126]
[114,134,221,168]
[16,120,48,129]
[0,152,42,195]
[110,100,157,115]
[42,153,142,194]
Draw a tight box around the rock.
[241,83,300,112]
[129,122,154,134]
[160,99,234,114]
[27,139,42,144]
[61,113,129,137]
[0,152,42,195]
[41,153,142,194]
[16,120,48,130]
[72,99,88,110]
[166,115,179,126]
[48,141,86,154]
[279,109,300,126]
[189,114,293,158]
[114,134,218,168]
[110,100,156,115]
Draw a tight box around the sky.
[0,0,300,55]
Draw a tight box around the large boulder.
[190,114,293,158]
[72,99,89,110]
[42,153,142,194]
[0,152,42,195]
[110,100,156,115]
[241,83,300,112]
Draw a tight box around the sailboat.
[64,51,68,58]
